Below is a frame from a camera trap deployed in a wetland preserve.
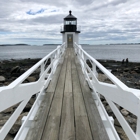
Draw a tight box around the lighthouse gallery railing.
[74,43,140,140]
[0,43,66,140]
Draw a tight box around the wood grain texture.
[59,95,75,140]
[75,57,110,140]
[25,48,110,140]
[25,62,63,140]
[25,92,54,140]
[59,48,75,140]
[72,58,93,140]
[41,56,67,140]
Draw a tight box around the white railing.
[0,43,66,140]
[74,43,140,140]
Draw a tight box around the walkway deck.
[25,48,109,140]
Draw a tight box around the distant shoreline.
[1,43,140,46]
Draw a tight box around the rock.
[27,76,36,82]
[111,69,118,73]
[114,118,121,127]
[0,119,7,126]
[0,83,4,87]
[100,95,105,101]
[131,124,136,132]
[0,76,6,82]
[105,105,112,113]
[29,98,35,105]
[98,74,107,82]
[102,101,108,106]
[9,112,28,135]
[4,82,10,86]
[3,107,14,114]
[115,126,129,140]
[11,66,21,74]
[9,124,20,135]
[115,104,121,110]
[134,68,140,73]
[126,116,136,124]
[23,103,32,112]
[121,109,129,116]
[124,68,129,72]
[4,134,14,140]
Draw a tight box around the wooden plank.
[75,116,93,140]
[71,60,87,116]
[59,48,75,140]
[59,95,75,140]
[41,58,67,140]
[47,63,62,93]
[71,58,93,140]
[25,61,64,140]
[64,56,72,93]
[41,116,60,140]
[75,57,110,140]
[47,53,64,93]
[25,92,54,140]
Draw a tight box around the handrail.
[0,43,66,140]
[74,42,140,140]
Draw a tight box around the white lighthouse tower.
[61,10,80,47]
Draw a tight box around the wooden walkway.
[25,48,109,140]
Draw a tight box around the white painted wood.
[136,119,140,139]
[0,98,30,140]
[0,43,66,140]
[106,98,137,140]
[74,43,140,140]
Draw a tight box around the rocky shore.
[97,59,140,140]
[0,58,41,140]
[0,58,140,139]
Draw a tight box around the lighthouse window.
[65,21,76,25]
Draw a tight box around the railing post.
[40,62,45,77]
[92,63,97,77]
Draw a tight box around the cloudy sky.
[0,0,140,45]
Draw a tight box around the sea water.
[0,44,140,62]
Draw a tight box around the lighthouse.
[61,10,80,47]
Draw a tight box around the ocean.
[0,44,140,62]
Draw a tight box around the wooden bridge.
[25,48,109,140]
[1,43,140,140]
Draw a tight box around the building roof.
[64,10,77,20]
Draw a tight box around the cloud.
[0,0,140,45]
[26,8,46,15]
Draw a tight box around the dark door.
[67,34,73,48]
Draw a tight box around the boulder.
[114,118,121,127]
[29,98,35,105]
[9,124,20,135]
[115,126,129,140]
[105,105,112,113]
[131,124,136,132]
[3,107,14,114]
[4,134,14,140]
[126,116,136,124]
[121,109,129,116]
[27,76,36,82]
[100,95,105,101]
[0,76,6,82]
[23,103,32,112]
[11,66,21,74]
[9,112,28,135]
[102,101,108,106]
[0,119,7,126]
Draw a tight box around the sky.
[0,0,140,45]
